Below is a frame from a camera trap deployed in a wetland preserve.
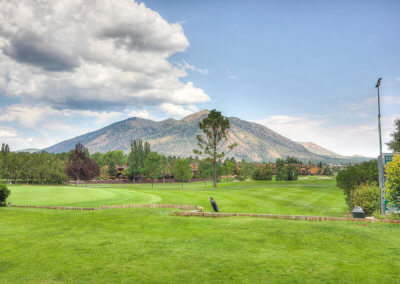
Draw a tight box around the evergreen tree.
[194,110,237,188]
[285,156,302,164]
[1,143,10,155]
[286,164,299,180]
[127,139,150,182]
[275,159,288,181]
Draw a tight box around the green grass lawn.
[2,178,400,282]
[7,177,346,216]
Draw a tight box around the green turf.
[1,208,400,283]
[8,177,346,216]
[2,178,400,282]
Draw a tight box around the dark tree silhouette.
[65,143,99,186]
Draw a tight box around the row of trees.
[0,142,329,186]
[91,150,126,177]
[0,150,67,184]
[1,143,10,155]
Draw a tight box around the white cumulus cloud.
[0,0,210,111]
[160,103,199,117]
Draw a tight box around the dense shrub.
[252,164,273,180]
[350,183,379,215]
[385,154,400,208]
[0,183,10,206]
[238,161,256,181]
[275,159,288,181]
[336,160,378,207]
[286,165,299,181]
[323,166,333,176]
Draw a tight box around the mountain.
[297,142,373,162]
[44,110,369,163]
[297,142,343,158]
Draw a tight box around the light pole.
[376,78,385,214]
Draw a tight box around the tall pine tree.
[194,110,237,188]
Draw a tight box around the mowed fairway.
[1,178,400,282]
[7,177,346,216]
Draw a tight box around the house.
[102,164,128,179]
[308,166,322,175]
[258,163,321,175]
[189,162,199,176]
[115,165,128,179]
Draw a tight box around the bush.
[336,160,378,208]
[275,159,288,181]
[235,175,246,181]
[286,165,299,181]
[385,154,400,208]
[238,161,256,181]
[0,183,10,206]
[252,164,273,181]
[350,183,379,215]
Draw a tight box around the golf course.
[1,177,400,282]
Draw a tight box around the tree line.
[0,140,331,186]
[0,145,67,184]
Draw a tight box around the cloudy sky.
[0,0,399,157]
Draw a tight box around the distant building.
[189,162,199,176]
[116,165,128,179]
[253,163,321,175]
[102,164,128,179]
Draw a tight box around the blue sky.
[0,0,399,156]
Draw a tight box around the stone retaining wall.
[10,205,100,210]
[10,204,203,212]
[174,211,400,224]
[9,204,399,224]
[100,204,203,211]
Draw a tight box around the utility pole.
[376,78,385,215]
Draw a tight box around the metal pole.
[376,78,385,215]
[377,85,383,156]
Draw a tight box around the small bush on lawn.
[0,183,10,206]
[350,182,379,215]
[252,164,273,181]
[336,160,378,208]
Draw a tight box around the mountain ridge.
[296,142,343,158]
[44,110,371,163]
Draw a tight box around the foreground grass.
[1,207,400,283]
[8,178,346,216]
[3,178,399,282]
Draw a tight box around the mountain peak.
[180,109,210,122]
[43,111,369,163]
